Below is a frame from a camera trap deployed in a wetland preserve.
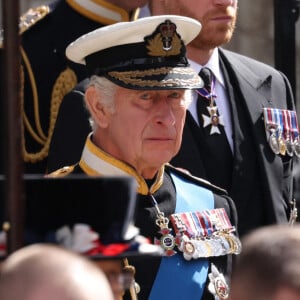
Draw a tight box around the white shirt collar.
[189,48,225,87]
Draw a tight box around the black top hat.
[0,175,162,259]
[66,15,203,90]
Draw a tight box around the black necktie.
[195,67,233,190]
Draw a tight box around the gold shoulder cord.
[20,46,77,163]
[130,8,140,21]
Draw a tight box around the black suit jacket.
[171,48,296,235]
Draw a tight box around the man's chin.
[146,152,175,166]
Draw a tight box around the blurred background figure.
[229,224,300,300]
[0,174,160,300]
[0,244,114,300]
[0,0,148,174]
[93,258,136,300]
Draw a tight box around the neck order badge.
[197,67,224,135]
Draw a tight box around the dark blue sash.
[149,172,214,299]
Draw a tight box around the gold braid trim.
[19,6,50,35]
[130,8,140,21]
[21,46,46,142]
[109,67,200,88]
[21,47,77,163]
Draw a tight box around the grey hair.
[85,76,117,130]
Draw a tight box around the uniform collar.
[66,0,138,24]
[79,134,165,195]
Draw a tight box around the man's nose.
[154,99,176,126]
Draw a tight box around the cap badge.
[159,20,177,51]
[146,20,182,57]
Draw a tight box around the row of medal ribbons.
[170,208,242,260]
[263,107,300,157]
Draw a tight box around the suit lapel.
[218,49,283,155]
[219,49,274,124]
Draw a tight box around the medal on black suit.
[278,129,287,156]
[268,127,280,154]
[282,110,294,156]
[291,110,300,157]
[263,107,300,157]
[294,138,300,157]
[197,68,224,135]
[285,137,294,157]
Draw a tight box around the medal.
[150,194,177,256]
[285,137,294,157]
[218,235,231,255]
[268,129,280,154]
[283,110,294,157]
[170,209,241,260]
[179,235,199,260]
[264,107,300,156]
[202,106,225,135]
[278,132,287,155]
[197,68,225,135]
[150,189,242,260]
[264,108,280,154]
[291,111,300,157]
[207,236,224,256]
[156,228,176,255]
[154,216,176,256]
[275,109,286,156]
[208,263,229,300]
[294,138,300,157]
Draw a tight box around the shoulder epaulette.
[19,5,50,34]
[166,163,228,195]
[46,165,75,178]
[0,6,50,48]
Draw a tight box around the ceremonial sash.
[149,172,214,300]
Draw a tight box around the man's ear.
[85,86,110,128]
